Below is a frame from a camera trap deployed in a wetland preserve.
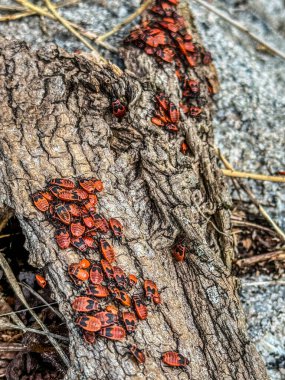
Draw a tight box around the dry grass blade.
[0,343,27,352]
[222,169,285,183]
[0,251,70,366]
[215,147,285,241]
[193,0,285,61]
[20,282,62,319]
[0,302,59,318]
[0,322,69,342]
[96,0,153,43]
[44,0,106,63]
[0,209,13,233]
[0,292,26,329]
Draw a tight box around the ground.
[0,0,284,379]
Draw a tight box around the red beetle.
[72,296,100,312]
[169,102,180,123]
[144,279,160,303]
[172,243,186,261]
[35,274,46,288]
[49,178,75,189]
[101,259,114,280]
[128,345,145,364]
[133,295,148,320]
[88,193,99,205]
[82,213,96,229]
[76,315,102,332]
[40,191,53,202]
[189,106,202,117]
[86,284,109,298]
[128,274,138,287]
[68,264,89,282]
[79,179,98,194]
[122,312,137,334]
[65,203,81,217]
[99,239,115,263]
[113,266,127,289]
[55,203,71,225]
[49,185,64,198]
[161,352,189,367]
[105,304,118,315]
[94,311,118,327]
[70,220,86,237]
[83,331,96,344]
[58,190,81,202]
[186,80,200,97]
[156,93,169,111]
[112,99,127,119]
[55,226,70,249]
[151,116,165,127]
[73,188,89,200]
[110,288,131,307]
[83,235,98,249]
[180,141,189,155]
[78,258,91,269]
[90,179,104,192]
[92,214,109,234]
[109,218,123,242]
[90,263,104,285]
[98,326,126,341]
[32,193,49,212]
[165,123,179,133]
[71,237,88,252]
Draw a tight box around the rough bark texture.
[0,2,269,380]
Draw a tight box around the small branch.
[0,292,26,330]
[0,301,59,318]
[0,251,70,366]
[0,209,13,233]
[242,280,285,287]
[96,0,153,43]
[0,343,27,352]
[215,147,285,241]
[235,250,285,267]
[193,0,285,61]
[231,219,276,234]
[222,169,285,183]
[0,322,69,342]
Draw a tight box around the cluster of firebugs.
[32,177,189,368]
[31,0,199,370]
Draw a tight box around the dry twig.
[222,169,285,183]
[193,0,285,61]
[235,250,285,267]
[0,302,59,318]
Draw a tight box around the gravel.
[0,0,284,378]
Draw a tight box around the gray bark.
[0,2,269,379]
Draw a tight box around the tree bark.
[0,2,269,379]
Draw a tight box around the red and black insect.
[122,312,137,334]
[101,259,114,280]
[70,220,85,237]
[79,179,98,194]
[89,263,104,285]
[161,352,189,367]
[86,284,109,298]
[109,218,123,243]
[92,214,109,234]
[169,102,180,123]
[133,295,148,320]
[40,191,53,202]
[65,203,81,217]
[113,266,127,289]
[82,213,96,229]
[188,106,202,117]
[82,199,96,213]
[94,311,118,327]
[49,178,75,189]
[82,235,98,249]
[99,239,115,263]
[112,99,127,119]
[55,203,71,225]
[32,193,49,212]
[73,188,89,200]
[128,345,146,364]
[48,185,64,198]
[55,226,70,249]
[35,274,46,288]
[105,304,119,315]
[172,242,186,261]
[180,141,189,155]
[111,289,131,307]
[83,331,96,344]
[72,296,99,312]
[128,274,138,288]
[98,326,126,341]
[90,179,104,192]
[68,264,89,282]
[58,190,81,202]
[71,237,88,252]
[156,93,169,112]
[76,315,102,332]
[144,279,160,303]
[164,123,179,133]
[78,258,91,269]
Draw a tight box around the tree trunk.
[0,2,269,379]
